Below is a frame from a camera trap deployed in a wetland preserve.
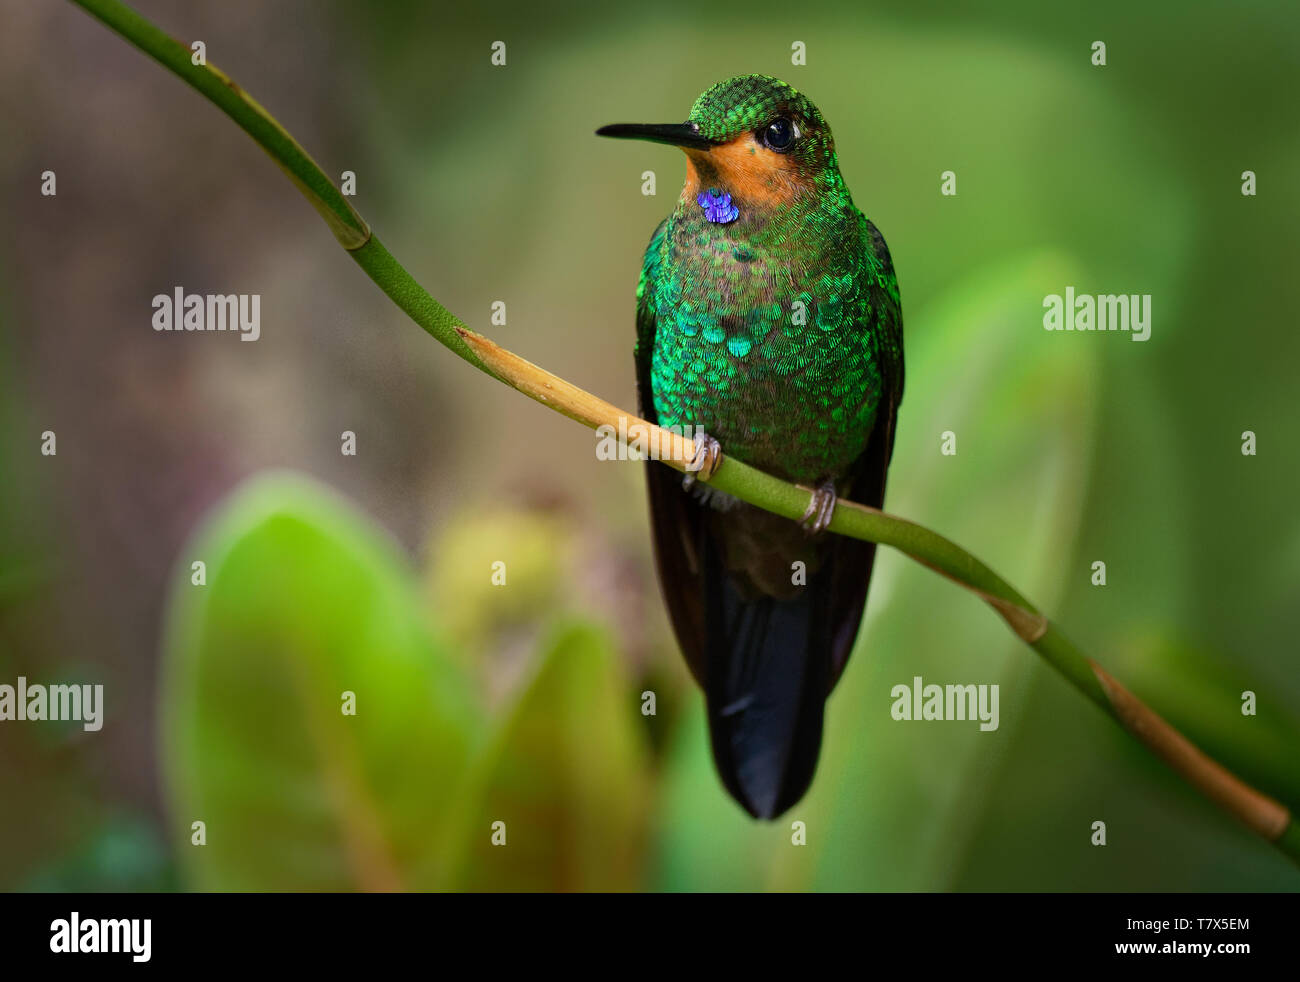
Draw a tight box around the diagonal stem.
[69,0,1300,868]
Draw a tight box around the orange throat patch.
[682,134,807,214]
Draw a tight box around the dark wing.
[824,216,905,688]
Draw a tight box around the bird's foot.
[800,479,838,534]
[681,430,723,490]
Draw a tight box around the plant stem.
[69,0,1300,868]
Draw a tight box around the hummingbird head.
[597,75,842,220]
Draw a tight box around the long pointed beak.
[596,121,717,151]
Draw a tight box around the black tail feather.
[702,528,834,819]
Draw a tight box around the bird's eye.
[761,117,798,151]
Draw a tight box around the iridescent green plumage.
[603,75,904,818]
[637,75,901,482]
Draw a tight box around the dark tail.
[643,449,883,820]
[702,540,834,820]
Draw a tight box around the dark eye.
[761,117,798,151]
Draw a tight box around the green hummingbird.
[598,75,904,819]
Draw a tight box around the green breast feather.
[638,205,900,484]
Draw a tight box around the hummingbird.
[598,75,904,819]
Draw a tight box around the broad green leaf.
[1122,637,1300,813]
[161,471,483,891]
[445,622,651,891]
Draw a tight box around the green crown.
[687,74,822,142]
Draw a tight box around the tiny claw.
[800,479,838,534]
[681,430,722,490]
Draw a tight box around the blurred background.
[1,0,1298,891]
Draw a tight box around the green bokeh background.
[1,0,1297,891]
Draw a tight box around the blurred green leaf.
[161,471,484,891]
[445,622,651,891]
[1123,636,1300,813]
[21,813,176,893]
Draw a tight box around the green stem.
[350,237,480,367]
[69,0,1300,869]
